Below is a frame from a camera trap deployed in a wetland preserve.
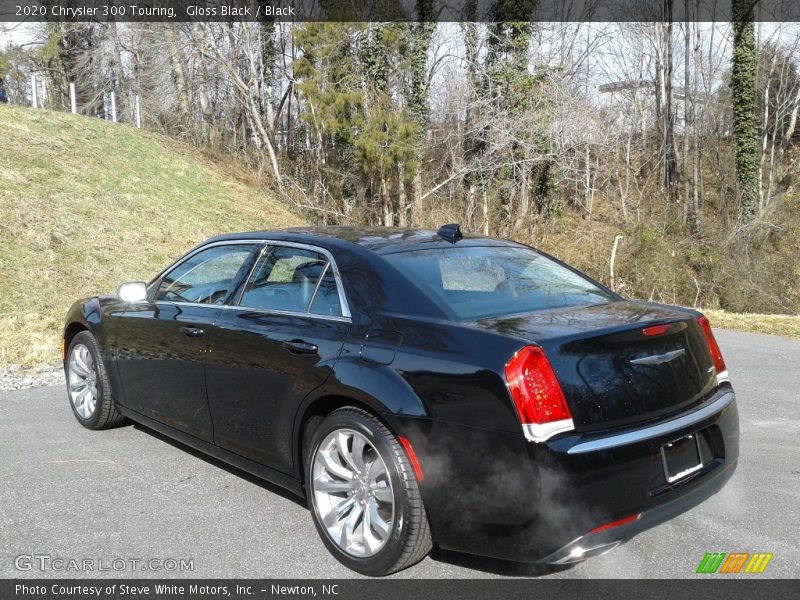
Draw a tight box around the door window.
[240,246,340,315]
[155,244,259,305]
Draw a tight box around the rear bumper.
[541,451,737,564]
[402,384,739,563]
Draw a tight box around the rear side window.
[383,246,613,320]
[240,246,336,314]
[309,267,343,317]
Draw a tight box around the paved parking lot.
[0,330,797,578]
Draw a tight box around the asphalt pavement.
[1,330,797,578]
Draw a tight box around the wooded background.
[2,2,799,315]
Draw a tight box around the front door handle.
[180,326,205,338]
[282,339,318,354]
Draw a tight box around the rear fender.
[292,355,428,477]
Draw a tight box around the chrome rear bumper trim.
[567,390,735,455]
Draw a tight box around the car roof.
[205,226,523,255]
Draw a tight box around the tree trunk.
[164,26,190,120]
[397,164,408,227]
[731,0,760,223]
[663,3,679,202]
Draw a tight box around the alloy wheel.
[311,429,395,558]
[68,343,97,419]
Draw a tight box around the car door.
[113,242,262,441]
[206,243,352,473]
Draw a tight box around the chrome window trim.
[567,391,735,455]
[151,301,352,324]
[306,262,330,312]
[223,304,352,324]
[148,238,352,322]
[235,243,271,306]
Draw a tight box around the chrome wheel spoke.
[351,434,368,473]
[368,457,384,481]
[318,449,355,481]
[339,502,364,551]
[336,432,359,473]
[368,498,391,540]
[69,358,90,378]
[314,478,355,494]
[361,499,380,552]
[371,483,393,504]
[322,496,355,528]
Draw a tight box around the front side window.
[240,246,331,313]
[155,244,259,305]
[383,246,614,320]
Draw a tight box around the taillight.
[697,315,728,380]
[504,345,574,443]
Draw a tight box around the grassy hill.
[0,104,304,365]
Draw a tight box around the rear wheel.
[305,408,431,576]
[65,331,126,430]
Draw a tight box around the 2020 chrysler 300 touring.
[63,226,738,575]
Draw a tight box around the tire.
[305,407,432,576]
[64,331,127,430]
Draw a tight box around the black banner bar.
[3,0,800,23]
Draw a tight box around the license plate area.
[660,434,703,484]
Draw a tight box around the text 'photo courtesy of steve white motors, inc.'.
[13,583,344,598]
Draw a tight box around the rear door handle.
[282,340,318,354]
[180,326,205,338]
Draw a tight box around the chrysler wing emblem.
[630,348,686,366]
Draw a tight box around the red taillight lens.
[697,315,727,375]
[505,346,574,442]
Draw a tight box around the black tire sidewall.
[65,331,107,429]
[305,410,416,576]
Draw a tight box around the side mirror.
[117,281,149,303]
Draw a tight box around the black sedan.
[62,226,738,576]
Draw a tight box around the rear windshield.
[383,246,614,320]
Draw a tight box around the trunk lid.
[470,301,718,431]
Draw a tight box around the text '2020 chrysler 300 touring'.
[63,225,738,576]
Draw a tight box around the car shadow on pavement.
[131,423,308,509]
[428,547,576,577]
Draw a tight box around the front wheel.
[305,408,432,576]
[65,331,126,430]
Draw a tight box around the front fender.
[64,297,104,334]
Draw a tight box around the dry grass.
[703,309,800,339]
[0,104,304,365]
